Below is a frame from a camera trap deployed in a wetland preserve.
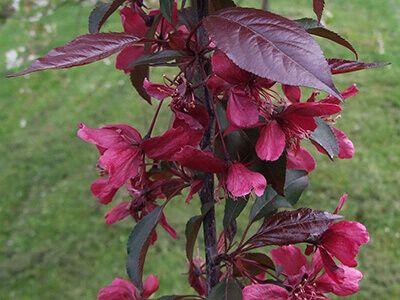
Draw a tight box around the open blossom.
[208,51,275,128]
[226,163,266,197]
[98,275,159,300]
[316,194,369,279]
[142,78,209,160]
[188,257,207,296]
[104,177,177,240]
[78,123,143,204]
[243,245,363,300]
[116,3,174,73]
[255,102,341,162]
[174,145,266,198]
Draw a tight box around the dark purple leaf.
[310,117,338,158]
[247,208,341,248]
[251,153,287,196]
[207,278,242,300]
[126,206,163,290]
[129,50,189,68]
[203,7,342,99]
[130,65,151,104]
[249,170,309,223]
[233,252,275,277]
[88,0,126,33]
[9,33,141,77]
[296,18,358,59]
[160,0,174,24]
[313,0,325,22]
[223,197,247,230]
[328,58,389,75]
[185,203,213,262]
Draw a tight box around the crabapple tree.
[9,0,387,299]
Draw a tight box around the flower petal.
[333,127,355,159]
[175,146,226,173]
[116,45,144,73]
[242,284,289,300]
[99,147,142,187]
[287,147,316,173]
[227,163,266,197]
[282,84,301,103]
[91,178,118,204]
[143,79,175,100]
[211,51,250,85]
[105,201,131,224]
[256,120,286,161]
[97,278,139,300]
[321,221,370,267]
[271,245,308,276]
[315,266,362,296]
[227,89,259,128]
[334,193,348,214]
[120,6,148,36]
[142,275,160,298]
[142,126,201,160]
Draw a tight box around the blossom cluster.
[10,0,378,299]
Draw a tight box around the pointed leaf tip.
[203,7,342,99]
[9,33,141,77]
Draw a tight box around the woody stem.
[192,0,220,294]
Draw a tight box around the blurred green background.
[0,0,399,299]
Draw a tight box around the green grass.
[0,0,399,299]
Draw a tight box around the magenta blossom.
[208,51,275,128]
[316,194,369,280]
[104,177,177,240]
[243,245,363,300]
[98,275,159,300]
[78,123,143,204]
[116,2,179,73]
[255,102,342,162]
[226,162,266,197]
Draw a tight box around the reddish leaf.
[130,65,151,103]
[9,33,142,77]
[328,58,389,75]
[296,18,358,59]
[126,206,163,290]
[252,153,287,196]
[313,0,325,22]
[310,117,339,158]
[185,203,213,262]
[88,0,125,33]
[234,253,275,277]
[247,208,341,248]
[203,7,342,99]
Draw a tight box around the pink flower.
[287,147,316,173]
[208,51,275,128]
[104,177,177,240]
[226,163,266,197]
[188,257,207,296]
[98,275,159,300]
[312,194,369,281]
[255,102,341,161]
[243,283,289,300]
[320,221,369,268]
[78,123,143,204]
[142,79,209,160]
[311,84,359,160]
[116,3,180,73]
[243,245,363,300]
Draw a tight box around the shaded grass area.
[0,0,399,299]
